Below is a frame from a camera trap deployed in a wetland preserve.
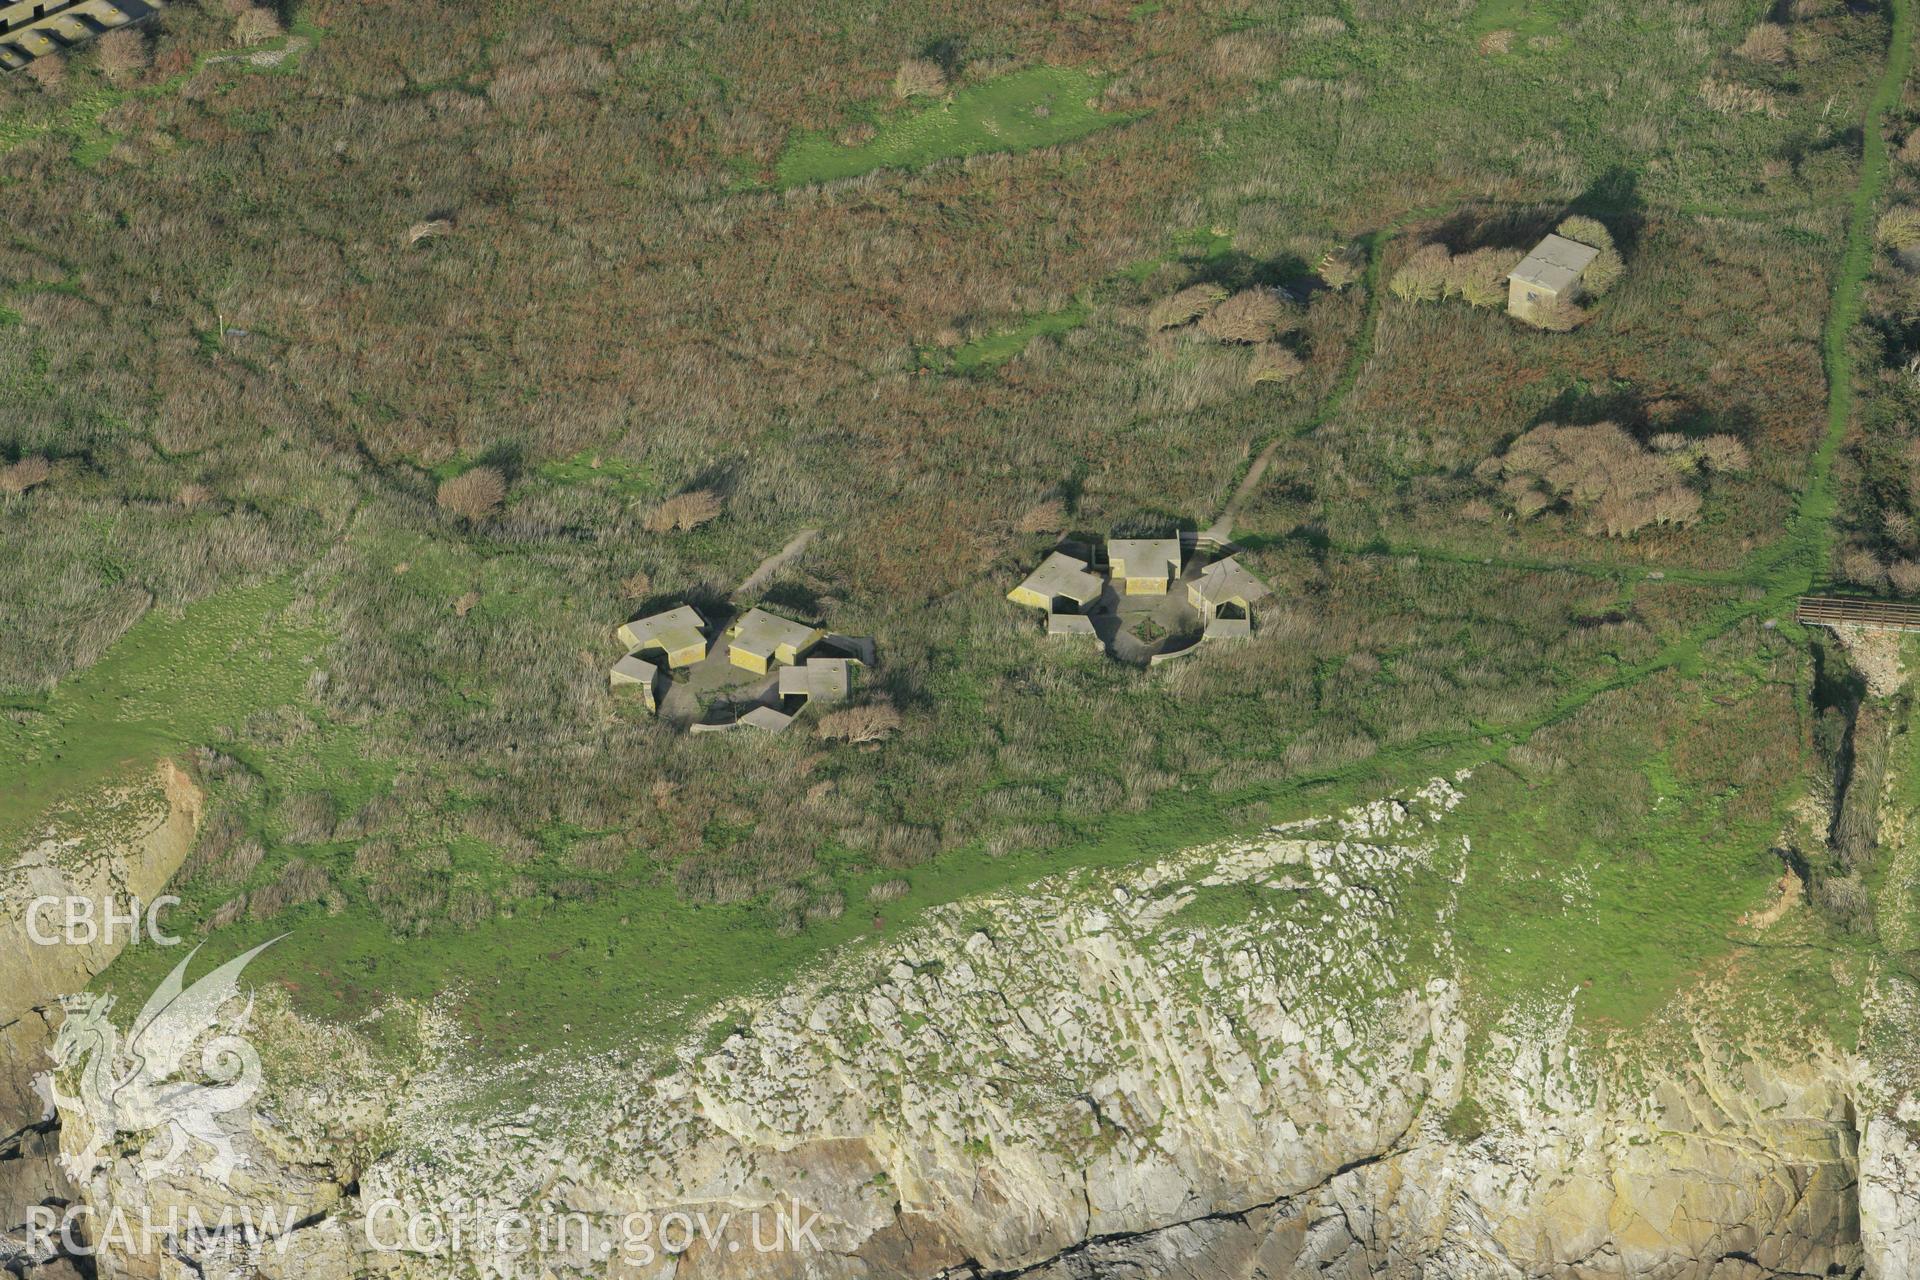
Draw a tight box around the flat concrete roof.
[778,657,849,702]
[730,607,818,659]
[619,604,706,657]
[1193,556,1271,607]
[1011,552,1102,606]
[610,653,658,684]
[740,704,795,733]
[1509,233,1600,294]
[1108,538,1181,581]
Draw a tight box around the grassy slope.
[65,0,1918,1063]
[1442,0,1916,1034]
[0,580,320,845]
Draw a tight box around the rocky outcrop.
[26,775,1916,1279]
[3,762,203,1124]
[1,761,203,1257]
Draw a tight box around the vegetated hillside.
[0,0,1911,1051]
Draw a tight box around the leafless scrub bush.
[984,824,1062,857]
[1554,214,1612,251]
[1136,342,1254,416]
[406,217,453,246]
[186,814,264,884]
[488,45,611,108]
[23,54,66,91]
[1060,774,1123,817]
[1248,344,1304,385]
[1812,873,1874,933]
[1196,288,1295,343]
[1016,498,1067,533]
[1483,421,1748,537]
[276,791,337,844]
[1700,77,1778,116]
[1281,727,1378,773]
[567,835,629,872]
[0,457,51,495]
[644,488,723,533]
[1450,247,1523,306]
[1735,23,1790,65]
[230,4,284,43]
[893,57,946,98]
[1208,30,1283,81]
[436,467,506,521]
[1840,546,1890,587]
[1389,243,1452,302]
[975,783,1053,819]
[1148,283,1228,329]
[868,877,910,902]
[247,858,336,920]
[462,809,543,865]
[1877,206,1920,250]
[95,28,150,79]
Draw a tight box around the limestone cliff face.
[0,762,202,1253]
[24,775,1919,1279]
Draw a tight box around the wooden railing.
[1795,596,1920,632]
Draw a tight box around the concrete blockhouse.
[1507,233,1601,326]
[739,705,795,733]
[728,607,823,674]
[1189,556,1271,627]
[778,657,850,705]
[616,605,708,668]
[1108,539,1182,595]
[609,654,660,712]
[1008,552,1103,612]
[1,0,147,71]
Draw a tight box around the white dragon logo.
[37,937,284,1185]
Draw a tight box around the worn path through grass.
[1207,220,1401,542]
[72,0,1920,1065]
[1244,0,1912,833]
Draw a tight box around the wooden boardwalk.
[1795,596,1920,632]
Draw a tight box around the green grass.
[1803,0,1914,579]
[0,579,321,847]
[929,224,1241,375]
[935,299,1092,373]
[1470,0,1579,39]
[533,451,660,499]
[1443,682,1794,1029]
[1120,227,1238,281]
[56,0,1920,1078]
[100,782,1278,1058]
[0,83,119,163]
[93,0,1915,1045]
[775,66,1129,187]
